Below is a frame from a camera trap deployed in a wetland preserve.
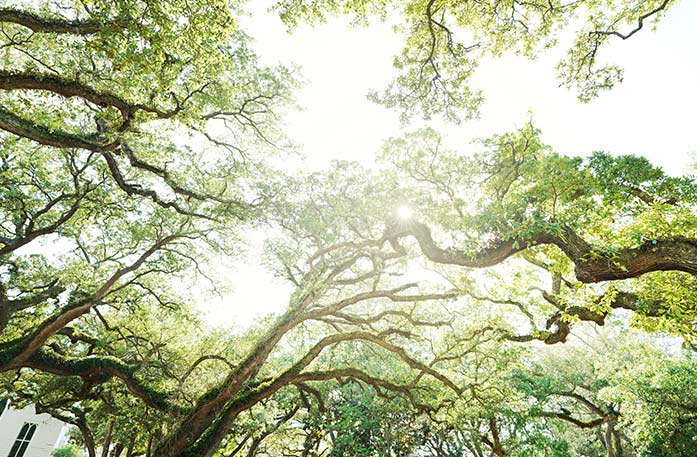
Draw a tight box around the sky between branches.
[197,0,697,328]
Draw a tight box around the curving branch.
[119,144,250,216]
[498,289,662,345]
[0,187,94,257]
[278,330,460,395]
[0,282,65,333]
[591,0,671,41]
[556,391,606,417]
[99,152,215,220]
[0,71,183,129]
[327,308,454,330]
[536,410,606,429]
[291,368,430,408]
[179,355,236,388]
[0,116,244,221]
[179,365,437,457]
[386,220,697,282]
[153,281,459,456]
[0,107,118,151]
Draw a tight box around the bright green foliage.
[379,123,697,342]
[327,384,426,457]
[382,123,696,243]
[602,355,697,456]
[278,326,696,457]
[1,299,232,455]
[52,445,83,457]
[0,0,294,362]
[2,0,294,136]
[376,326,683,456]
[0,1,297,455]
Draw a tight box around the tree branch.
[387,220,697,282]
[0,8,126,35]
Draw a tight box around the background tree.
[260,144,696,454]
[270,124,696,346]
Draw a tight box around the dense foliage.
[0,0,694,457]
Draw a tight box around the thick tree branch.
[536,410,606,429]
[387,220,697,282]
[25,347,184,414]
[0,8,124,34]
[0,71,184,129]
[0,107,118,151]
[176,366,434,457]
[154,282,456,456]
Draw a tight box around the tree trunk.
[489,418,505,457]
[101,420,114,457]
[110,443,124,457]
[125,435,136,457]
[76,420,97,457]
[146,434,154,457]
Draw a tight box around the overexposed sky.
[198,0,697,327]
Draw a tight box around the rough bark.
[0,8,120,34]
[0,107,118,152]
[101,420,114,457]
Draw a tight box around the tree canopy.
[0,0,694,456]
[275,0,677,120]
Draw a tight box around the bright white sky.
[198,0,697,328]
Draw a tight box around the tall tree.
[0,0,295,372]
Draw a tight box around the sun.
[397,205,414,220]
